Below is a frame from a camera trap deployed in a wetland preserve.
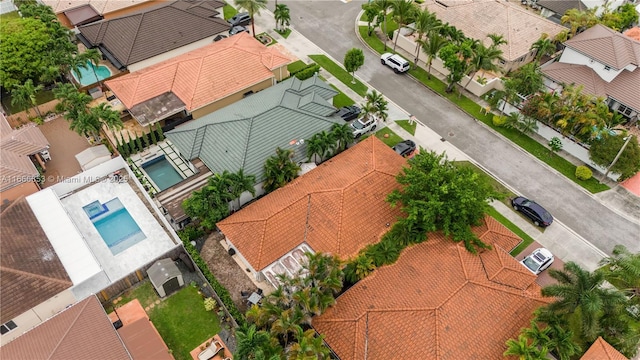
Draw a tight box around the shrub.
[204,297,217,311]
[387,30,395,40]
[492,115,506,127]
[295,64,320,80]
[575,166,593,180]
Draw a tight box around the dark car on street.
[512,196,554,227]
[335,105,361,121]
[392,140,416,157]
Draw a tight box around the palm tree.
[366,90,389,123]
[487,33,507,48]
[599,245,640,300]
[53,83,90,115]
[561,8,597,37]
[390,0,417,52]
[440,23,465,44]
[352,254,376,281]
[463,41,503,91]
[39,64,61,86]
[68,110,102,139]
[270,308,303,348]
[360,102,377,124]
[287,328,330,359]
[92,102,123,131]
[373,0,393,50]
[418,32,446,79]
[542,261,628,342]
[546,323,581,360]
[522,321,552,351]
[234,324,281,360]
[263,147,300,193]
[305,136,323,164]
[11,79,44,118]
[330,123,354,153]
[82,49,103,88]
[411,8,441,67]
[273,4,290,32]
[234,0,268,37]
[504,334,547,360]
[229,169,256,210]
[530,34,556,63]
[60,53,87,86]
[315,131,335,159]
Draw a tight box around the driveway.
[38,117,91,187]
[270,0,640,255]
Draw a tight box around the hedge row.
[181,238,246,327]
[294,63,320,81]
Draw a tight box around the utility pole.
[604,135,632,179]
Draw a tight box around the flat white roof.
[26,189,103,285]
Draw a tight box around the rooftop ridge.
[47,297,91,358]
[0,266,73,287]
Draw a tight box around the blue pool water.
[83,198,145,255]
[72,60,112,86]
[142,155,184,191]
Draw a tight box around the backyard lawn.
[110,282,221,360]
[308,54,369,96]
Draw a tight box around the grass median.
[309,54,369,97]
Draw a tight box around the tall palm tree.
[61,53,87,86]
[234,324,281,360]
[487,33,507,48]
[330,122,354,153]
[504,334,547,360]
[547,323,581,360]
[287,328,330,360]
[230,169,257,210]
[234,0,268,37]
[530,34,556,63]
[440,23,465,44]
[390,0,417,52]
[599,245,640,300]
[82,49,103,88]
[411,8,441,67]
[92,102,123,131]
[542,261,628,342]
[561,8,597,37]
[273,3,290,32]
[315,131,335,159]
[522,321,552,352]
[263,147,300,193]
[11,79,44,118]
[305,136,323,164]
[418,32,446,79]
[373,0,393,50]
[463,41,503,91]
[270,308,303,349]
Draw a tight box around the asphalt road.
[279,0,640,254]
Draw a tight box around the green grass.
[330,85,356,108]
[149,286,221,360]
[287,60,307,74]
[375,127,403,147]
[2,89,56,115]
[308,54,369,97]
[223,4,237,20]
[358,26,609,194]
[275,28,292,38]
[395,119,417,135]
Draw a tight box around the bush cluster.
[575,165,593,180]
[294,64,320,80]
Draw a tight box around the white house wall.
[559,48,624,83]
[128,34,226,72]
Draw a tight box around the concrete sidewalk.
[251,11,607,270]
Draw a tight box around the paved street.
[267,0,640,255]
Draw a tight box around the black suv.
[228,12,251,27]
[512,196,553,227]
[336,106,361,121]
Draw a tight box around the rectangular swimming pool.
[83,198,146,255]
[142,155,183,191]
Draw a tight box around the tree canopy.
[344,48,365,84]
[589,134,640,180]
[387,150,502,253]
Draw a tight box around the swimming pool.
[142,155,184,191]
[83,198,146,255]
[72,60,112,86]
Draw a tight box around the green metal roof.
[166,75,342,182]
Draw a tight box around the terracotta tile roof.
[78,1,228,67]
[105,32,292,111]
[422,0,566,61]
[542,61,640,112]
[625,27,640,42]
[0,296,131,359]
[0,113,49,191]
[581,337,628,360]
[313,230,550,360]
[564,24,640,70]
[0,197,72,323]
[115,300,173,360]
[217,136,407,271]
[42,0,151,15]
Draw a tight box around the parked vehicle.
[229,26,249,36]
[392,140,416,157]
[351,116,377,138]
[336,105,361,121]
[380,53,410,73]
[512,196,553,227]
[228,12,251,27]
[520,248,554,274]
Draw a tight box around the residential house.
[216,136,407,286]
[538,0,626,22]
[0,156,181,344]
[42,0,169,28]
[0,296,131,359]
[77,0,228,73]
[625,27,640,42]
[105,32,292,129]
[0,113,49,203]
[541,24,640,124]
[312,219,550,359]
[580,336,628,360]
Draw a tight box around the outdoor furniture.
[197,340,224,360]
[247,292,262,306]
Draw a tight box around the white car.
[380,53,410,73]
[351,115,377,138]
[520,248,554,275]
